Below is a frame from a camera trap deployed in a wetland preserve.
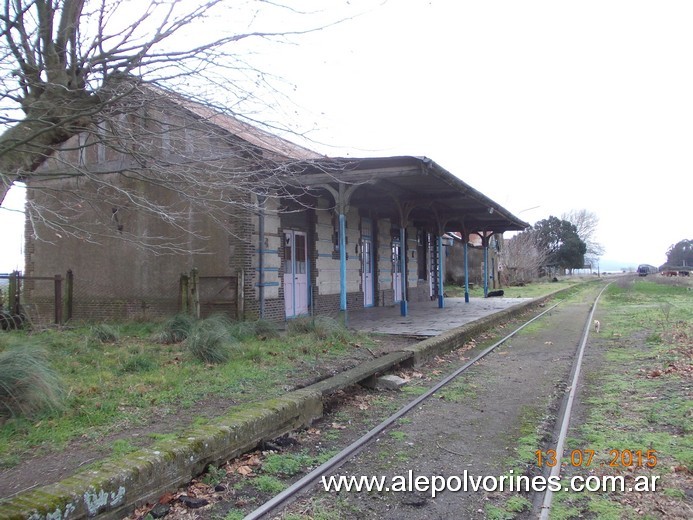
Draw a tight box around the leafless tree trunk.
[500,230,548,285]
[0,0,360,252]
[562,209,605,262]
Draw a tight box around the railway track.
[240,282,611,520]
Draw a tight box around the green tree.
[532,216,587,273]
[665,239,693,268]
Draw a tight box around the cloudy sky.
[258,0,691,271]
[1,0,690,272]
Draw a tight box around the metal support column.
[464,240,470,303]
[483,242,489,297]
[438,235,445,308]
[399,227,408,316]
[339,212,347,320]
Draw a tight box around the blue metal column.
[399,227,408,316]
[339,213,347,316]
[437,235,445,308]
[483,242,489,297]
[464,240,470,303]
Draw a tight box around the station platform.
[347,296,533,336]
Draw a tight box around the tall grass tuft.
[287,316,352,341]
[229,319,280,341]
[253,319,280,339]
[89,323,119,344]
[0,345,64,418]
[157,314,197,344]
[186,315,235,364]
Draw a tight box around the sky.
[1,0,691,272]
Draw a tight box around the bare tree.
[500,230,548,285]
[0,0,363,251]
[561,209,605,267]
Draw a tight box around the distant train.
[637,264,658,276]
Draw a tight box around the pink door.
[362,219,374,307]
[392,237,402,302]
[284,231,308,318]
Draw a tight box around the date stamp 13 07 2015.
[535,449,658,469]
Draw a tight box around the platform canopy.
[288,155,528,234]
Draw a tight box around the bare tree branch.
[0,0,366,207]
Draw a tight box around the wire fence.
[1,268,243,328]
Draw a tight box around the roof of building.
[152,86,528,233]
[290,156,529,234]
[150,84,323,161]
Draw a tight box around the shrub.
[0,345,64,418]
[185,316,235,364]
[157,314,196,344]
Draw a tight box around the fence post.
[65,269,74,322]
[190,268,200,319]
[237,270,244,320]
[54,274,63,325]
[179,273,189,314]
[8,270,19,315]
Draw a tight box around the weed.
[0,344,64,418]
[400,384,427,397]
[662,488,686,499]
[251,475,285,494]
[438,380,477,402]
[658,301,673,323]
[262,452,308,477]
[201,463,227,486]
[484,503,514,520]
[389,430,407,442]
[120,354,156,373]
[261,451,335,478]
[587,497,623,520]
[111,439,137,456]
[645,332,662,344]
[505,495,531,513]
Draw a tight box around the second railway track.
[240,282,611,520]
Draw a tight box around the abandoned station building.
[23,85,528,323]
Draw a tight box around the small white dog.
[594,320,601,333]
